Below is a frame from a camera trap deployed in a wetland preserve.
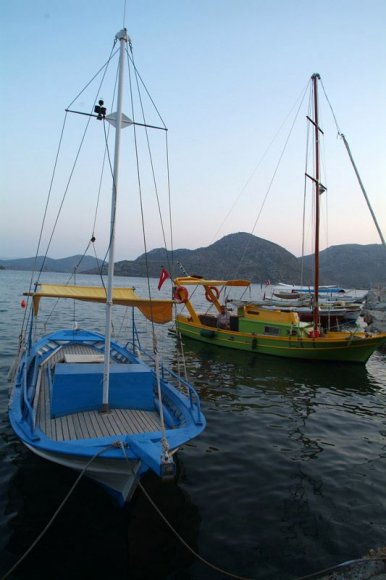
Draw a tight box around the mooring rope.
[1,446,112,580]
[294,556,386,580]
[137,480,254,580]
[118,442,253,580]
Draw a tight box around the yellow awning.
[25,284,173,324]
[174,276,251,287]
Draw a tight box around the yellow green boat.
[174,74,386,364]
[173,277,386,364]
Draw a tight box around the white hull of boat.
[25,442,142,504]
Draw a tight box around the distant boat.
[172,74,386,363]
[277,282,346,294]
[254,302,351,328]
[258,293,363,327]
[8,28,205,505]
[273,290,303,300]
[274,285,367,304]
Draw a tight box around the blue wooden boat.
[8,29,205,505]
[9,321,205,505]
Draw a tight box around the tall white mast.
[102,28,128,412]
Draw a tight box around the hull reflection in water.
[3,458,200,580]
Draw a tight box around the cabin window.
[263,326,280,336]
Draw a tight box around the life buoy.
[173,285,189,303]
[205,286,220,303]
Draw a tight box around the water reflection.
[167,335,386,578]
[1,454,200,580]
[173,334,381,398]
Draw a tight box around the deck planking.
[36,343,163,442]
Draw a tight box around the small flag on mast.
[158,266,170,290]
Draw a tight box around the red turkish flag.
[157,267,170,290]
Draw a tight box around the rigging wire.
[125,40,176,453]
[19,112,70,340]
[127,46,152,307]
[28,41,119,332]
[100,117,119,273]
[39,119,93,274]
[126,43,175,305]
[165,131,175,267]
[301,85,320,286]
[91,62,118,253]
[126,49,167,130]
[320,78,386,247]
[319,78,342,135]
[300,90,312,285]
[317,84,330,254]
[66,43,119,110]
[211,79,311,245]
[33,39,117,287]
[129,43,173,275]
[126,37,165,393]
[233,80,310,281]
[40,236,103,330]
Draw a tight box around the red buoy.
[20,300,26,309]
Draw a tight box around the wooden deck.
[35,344,162,442]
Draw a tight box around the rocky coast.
[363,288,386,351]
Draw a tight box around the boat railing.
[125,340,203,425]
[20,358,35,432]
[161,365,203,425]
[19,345,62,432]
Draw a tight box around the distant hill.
[109,232,305,283]
[1,235,385,288]
[301,244,386,288]
[0,255,101,273]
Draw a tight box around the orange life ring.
[173,285,189,303]
[205,286,220,303]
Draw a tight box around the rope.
[1,446,112,580]
[174,324,189,384]
[233,80,310,284]
[117,443,253,580]
[126,47,154,334]
[129,44,173,275]
[136,479,253,580]
[136,448,385,580]
[294,556,386,580]
[38,44,116,285]
[153,334,170,457]
[210,79,311,246]
[319,78,342,136]
[24,40,118,333]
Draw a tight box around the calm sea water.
[0,270,385,579]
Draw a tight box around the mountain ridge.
[1,233,385,289]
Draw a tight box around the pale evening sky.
[1,0,385,262]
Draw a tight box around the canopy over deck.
[174,277,251,287]
[25,284,173,323]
